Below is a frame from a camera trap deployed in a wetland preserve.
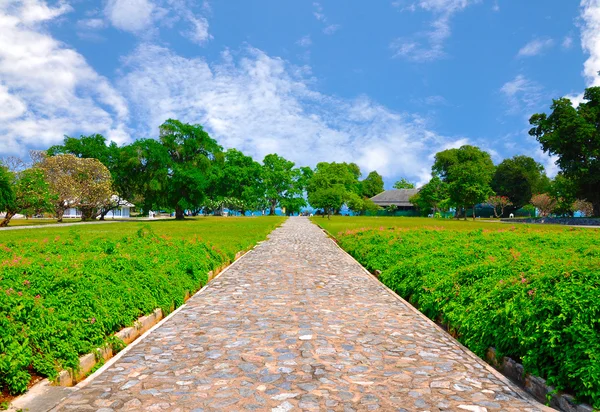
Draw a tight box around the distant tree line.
[1,86,600,224]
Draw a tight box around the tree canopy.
[433,145,495,219]
[529,86,600,216]
[360,171,384,198]
[491,155,549,213]
[393,178,415,189]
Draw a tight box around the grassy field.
[312,216,600,408]
[0,216,285,397]
[2,218,82,227]
[311,215,572,236]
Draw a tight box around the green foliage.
[322,220,600,408]
[530,87,600,216]
[360,171,384,198]
[433,145,495,219]
[0,217,284,395]
[307,162,362,216]
[261,154,304,215]
[393,178,415,189]
[491,155,550,211]
[1,168,56,227]
[409,175,448,215]
[0,165,15,213]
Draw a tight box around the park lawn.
[312,216,600,408]
[312,215,570,236]
[2,218,82,227]
[0,216,285,397]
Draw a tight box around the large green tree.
[529,87,600,216]
[433,145,495,220]
[158,119,222,219]
[491,155,550,213]
[0,165,14,214]
[261,154,298,215]
[360,171,384,198]
[307,162,361,217]
[0,168,55,227]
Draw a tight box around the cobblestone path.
[55,217,547,412]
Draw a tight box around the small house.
[370,189,420,211]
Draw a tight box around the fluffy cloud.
[312,2,341,35]
[186,15,211,44]
[580,0,600,87]
[118,45,460,179]
[391,0,475,62]
[0,0,129,155]
[517,37,554,57]
[296,35,312,47]
[104,0,156,33]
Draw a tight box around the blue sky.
[1,0,599,188]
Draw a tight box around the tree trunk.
[472,205,476,220]
[0,211,16,227]
[269,201,276,216]
[56,208,64,223]
[175,206,185,220]
[594,201,600,218]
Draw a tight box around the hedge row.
[1,226,231,394]
[334,226,600,408]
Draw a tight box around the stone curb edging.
[8,248,251,412]
[317,224,554,412]
[485,349,594,412]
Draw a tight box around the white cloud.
[500,75,543,114]
[118,44,462,180]
[517,37,554,57]
[296,35,312,48]
[391,0,476,62]
[562,35,573,49]
[580,0,600,87]
[0,0,129,155]
[104,0,156,33]
[186,15,211,44]
[77,18,106,30]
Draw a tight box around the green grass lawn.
[2,218,82,226]
[311,215,575,236]
[0,216,285,396]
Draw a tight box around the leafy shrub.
[334,226,600,408]
[0,222,268,394]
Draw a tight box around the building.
[370,189,420,211]
[63,197,134,219]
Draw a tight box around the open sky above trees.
[1,1,599,187]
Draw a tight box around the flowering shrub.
[0,218,283,395]
[333,226,600,408]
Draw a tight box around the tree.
[0,168,55,227]
[0,165,14,214]
[393,178,415,189]
[261,154,300,215]
[433,145,495,220]
[36,154,113,221]
[307,162,361,217]
[572,199,594,217]
[531,193,556,217]
[549,173,578,217]
[48,134,129,220]
[486,196,513,218]
[529,87,600,216]
[346,193,381,216]
[491,156,550,212]
[360,171,384,198]
[159,119,222,219]
[409,175,447,215]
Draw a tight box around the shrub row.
[0,226,228,395]
[334,226,600,408]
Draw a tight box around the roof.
[370,189,419,207]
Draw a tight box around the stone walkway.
[53,217,548,412]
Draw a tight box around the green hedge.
[0,224,246,395]
[334,226,600,408]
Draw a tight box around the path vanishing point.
[51,217,548,412]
